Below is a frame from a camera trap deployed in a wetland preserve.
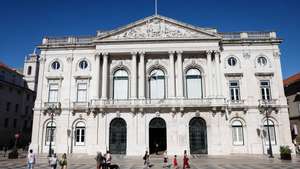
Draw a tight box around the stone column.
[131,52,137,99]
[215,51,221,97]
[168,51,175,98]
[101,53,108,100]
[176,51,184,98]
[138,51,145,99]
[92,53,100,99]
[206,51,212,97]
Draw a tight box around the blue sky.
[0,0,299,78]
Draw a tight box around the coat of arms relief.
[105,19,211,40]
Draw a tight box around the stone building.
[30,15,292,155]
[0,53,39,148]
[284,73,300,144]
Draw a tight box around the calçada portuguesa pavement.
[0,152,300,169]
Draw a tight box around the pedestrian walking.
[49,153,58,169]
[105,150,111,169]
[182,150,190,169]
[155,143,159,155]
[173,155,179,169]
[3,145,7,157]
[59,153,67,169]
[163,151,171,168]
[143,150,150,168]
[27,149,36,169]
[95,152,104,169]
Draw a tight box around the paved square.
[0,154,300,169]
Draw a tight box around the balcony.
[258,99,277,107]
[43,102,61,114]
[91,98,226,110]
[73,102,90,112]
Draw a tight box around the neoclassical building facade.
[30,15,292,155]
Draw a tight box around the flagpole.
[155,0,158,15]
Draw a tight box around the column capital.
[213,50,221,55]
[176,50,183,55]
[138,51,145,55]
[95,52,101,57]
[101,52,109,57]
[168,51,175,55]
[206,50,213,55]
[131,51,138,56]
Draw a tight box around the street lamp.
[48,109,56,157]
[258,100,274,158]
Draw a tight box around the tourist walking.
[173,155,179,169]
[105,150,111,169]
[163,151,171,168]
[49,153,58,169]
[27,149,36,169]
[143,150,150,168]
[95,152,104,169]
[182,150,190,169]
[59,153,67,169]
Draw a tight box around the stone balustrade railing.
[221,32,277,40]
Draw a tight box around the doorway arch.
[109,118,127,154]
[189,117,207,154]
[149,117,167,154]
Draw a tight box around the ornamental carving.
[105,19,212,40]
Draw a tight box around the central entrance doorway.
[189,117,207,154]
[149,117,166,154]
[109,118,127,154]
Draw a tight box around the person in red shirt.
[173,155,179,169]
[183,150,190,169]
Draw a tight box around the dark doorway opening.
[109,118,127,154]
[149,117,166,154]
[189,117,207,154]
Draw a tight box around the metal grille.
[109,118,127,154]
[189,117,207,154]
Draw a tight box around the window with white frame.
[45,121,56,145]
[229,81,240,101]
[51,61,61,70]
[48,83,59,102]
[227,57,237,67]
[113,70,129,100]
[186,68,202,98]
[232,120,244,145]
[263,119,276,145]
[260,80,271,100]
[79,60,88,70]
[149,69,165,99]
[77,83,87,102]
[75,121,85,146]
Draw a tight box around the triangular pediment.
[96,15,221,41]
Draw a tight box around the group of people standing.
[27,149,67,169]
[95,151,112,169]
[143,150,190,169]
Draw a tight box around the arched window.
[257,57,267,67]
[264,119,276,145]
[27,66,32,75]
[45,121,56,145]
[75,121,86,146]
[79,60,88,70]
[51,61,60,70]
[227,57,237,66]
[232,120,244,145]
[186,69,202,98]
[149,69,165,99]
[113,70,129,99]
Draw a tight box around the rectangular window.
[48,83,59,102]
[6,102,10,112]
[75,127,85,146]
[232,126,244,145]
[264,126,276,145]
[13,119,17,128]
[15,104,19,113]
[260,80,271,100]
[4,118,9,128]
[77,83,87,102]
[45,127,56,145]
[23,120,28,130]
[229,81,240,101]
